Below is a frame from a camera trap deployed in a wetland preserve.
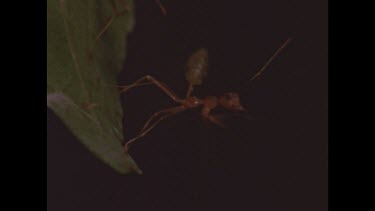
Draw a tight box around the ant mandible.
[121,38,292,152]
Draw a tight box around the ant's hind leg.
[118,76,152,94]
[119,75,183,103]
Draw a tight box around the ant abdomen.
[185,48,208,86]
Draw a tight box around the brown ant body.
[120,39,292,152]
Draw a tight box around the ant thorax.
[183,96,203,108]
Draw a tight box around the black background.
[47,0,328,210]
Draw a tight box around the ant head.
[219,92,246,112]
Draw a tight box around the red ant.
[120,38,292,152]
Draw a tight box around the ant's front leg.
[117,76,153,93]
[119,75,183,103]
[89,0,130,57]
[97,0,129,37]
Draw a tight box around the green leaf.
[47,0,142,174]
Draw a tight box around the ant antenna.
[250,38,292,81]
[154,0,167,15]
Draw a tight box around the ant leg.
[89,0,130,57]
[201,106,225,128]
[102,80,153,97]
[91,0,165,56]
[118,76,152,94]
[119,81,153,89]
[119,75,183,103]
[98,0,130,35]
[143,75,182,102]
[204,114,225,128]
[94,0,124,42]
[124,106,186,152]
[141,106,186,132]
[92,16,115,49]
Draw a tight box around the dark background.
[47,0,327,210]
